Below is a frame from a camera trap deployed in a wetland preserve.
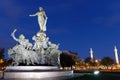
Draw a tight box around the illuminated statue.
[29,7,48,32]
[11,29,32,49]
[9,7,61,66]
[9,29,61,66]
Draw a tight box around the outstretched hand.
[29,15,32,17]
[29,14,36,17]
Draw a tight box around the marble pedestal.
[2,66,73,79]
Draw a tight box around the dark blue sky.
[0,0,120,60]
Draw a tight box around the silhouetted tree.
[0,48,5,59]
[68,50,79,64]
[100,57,114,66]
[84,57,91,63]
[0,48,12,71]
[60,51,78,68]
[84,57,99,66]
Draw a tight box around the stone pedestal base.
[2,66,73,79]
[6,66,59,71]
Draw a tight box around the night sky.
[0,0,120,60]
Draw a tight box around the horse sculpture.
[8,45,39,65]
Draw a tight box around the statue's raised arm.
[29,7,48,32]
[11,29,32,48]
[29,13,38,17]
[11,29,19,42]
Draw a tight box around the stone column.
[114,46,119,65]
[90,48,93,60]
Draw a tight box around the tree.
[0,48,5,59]
[60,51,78,68]
[0,48,12,71]
[84,57,99,66]
[100,57,114,66]
[84,57,91,63]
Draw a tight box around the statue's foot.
[40,30,45,33]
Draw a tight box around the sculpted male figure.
[29,7,48,32]
[11,29,32,49]
[32,32,49,50]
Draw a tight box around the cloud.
[0,0,24,32]
[106,14,120,27]
[91,1,120,27]
[0,0,23,19]
[107,1,120,12]
[104,1,120,26]
[92,14,120,27]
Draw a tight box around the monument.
[114,46,119,65]
[8,7,61,66]
[90,48,94,60]
[2,7,73,79]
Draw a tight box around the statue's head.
[19,34,25,39]
[39,7,43,11]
